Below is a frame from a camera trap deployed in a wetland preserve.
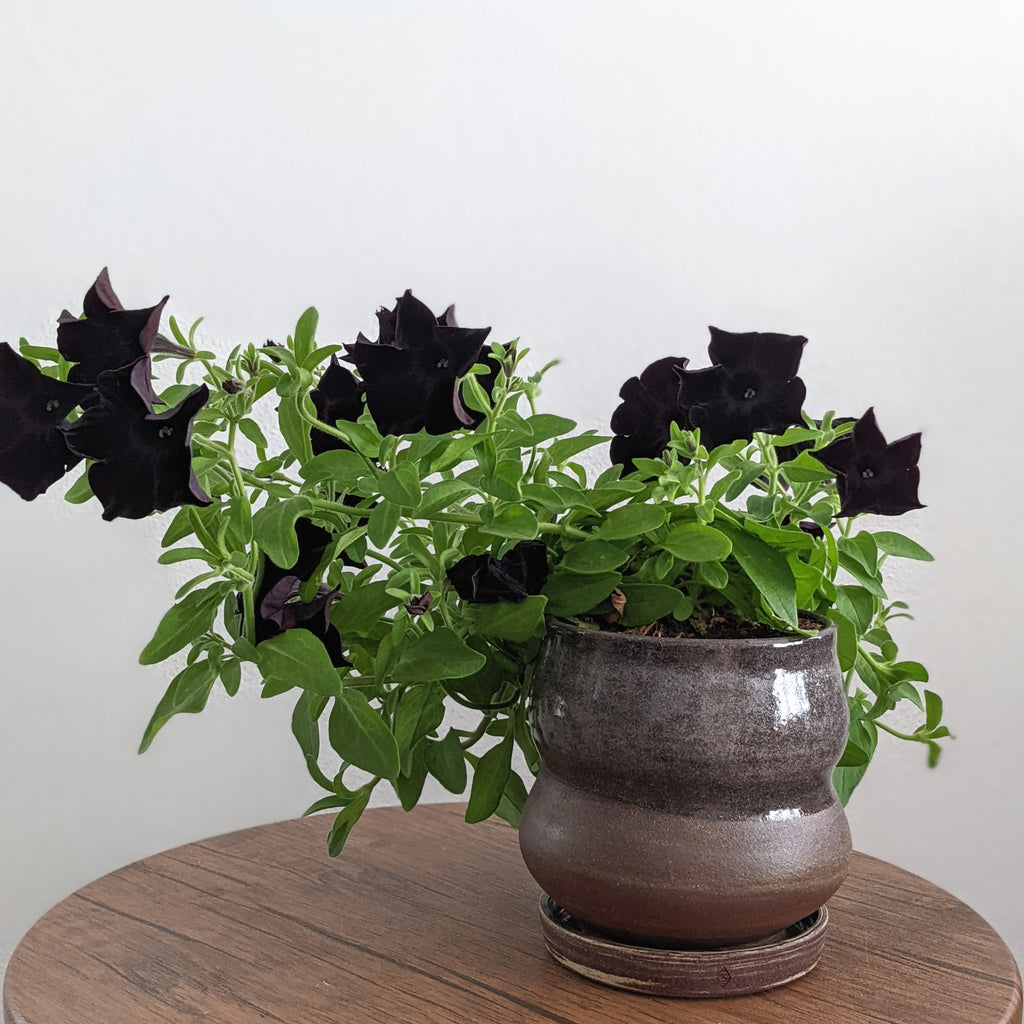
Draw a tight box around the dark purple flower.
[609,355,690,471]
[815,408,924,518]
[676,327,807,449]
[221,379,244,395]
[310,356,364,455]
[798,520,825,539]
[406,592,433,616]
[0,343,88,500]
[343,290,492,435]
[247,519,349,666]
[56,269,186,405]
[447,540,549,604]
[257,575,349,667]
[61,371,211,520]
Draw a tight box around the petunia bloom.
[343,290,492,435]
[62,371,211,520]
[676,327,807,450]
[447,539,549,604]
[247,518,349,666]
[814,408,924,518]
[0,343,88,500]
[309,356,365,455]
[258,575,349,667]
[609,355,690,471]
[406,591,433,616]
[56,268,187,405]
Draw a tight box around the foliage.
[0,271,945,851]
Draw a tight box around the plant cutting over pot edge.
[0,272,945,971]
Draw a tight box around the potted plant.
[0,270,946,996]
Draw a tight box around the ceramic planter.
[518,621,851,955]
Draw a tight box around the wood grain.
[3,803,1021,1024]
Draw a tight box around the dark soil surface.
[584,605,824,640]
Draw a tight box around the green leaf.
[543,571,622,617]
[779,450,835,483]
[393,684,446,774]
[379,463,421,507]
[424,730,468,793]
[338,580,400,635]
[836,739,870,767]
[299,449,369,489]
[525,413,576,443]
[479,459,524,502]
[872,531,934,562]
[618,584,685,628]
[697,560,729,589]
[393,750,428,810]
[465,735,513,823]
[252,496,314,569]
[390,628,487,682]
[427,433,485,473]
[835,585,875,634]
[662,523,732,562]
[924,689,943,732]
[291,690,333,790]
[367,499,401,549]
[138,584,229,665]
[559,541,630,575]
[329,691,401,781]
[468,595,548,640]
[63,469,95,504]
[138,660,217,752]
[258,629,344,697]
[479,505,539,540]
[418,479,476,516]
[157,546,214,566]
[599,503,668,541]
[278,391,314,463]
[546,432,610,464]
[219,658,242,697]
[293,307,319,363]
[238,418,269,449]
[326,788,371,856]
[724,528,799,627]
[495,771,529,829]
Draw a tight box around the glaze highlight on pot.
[518,622,852,948]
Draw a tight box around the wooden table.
[4,803,1021,1024]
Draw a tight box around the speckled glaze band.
[519,622,852,948]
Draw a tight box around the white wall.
[1,0,1022,984]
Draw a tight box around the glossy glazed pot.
[518,622,852,949]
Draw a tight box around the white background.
[1,0,1022,985]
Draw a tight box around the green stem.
[459,715,495,750]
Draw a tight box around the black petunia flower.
[609,355,690,471]
[343,290,492,436]
[447,539,549,604]
[309,356,365,455]
[247,519,349,666]
[56,268,187,405]
[406,591,433,616]
[676,327,807,450]
[258,575,349,667]
[0,343,88,500]
[815,408,924,518]
[62,371,211,520]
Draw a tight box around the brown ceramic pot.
[518,621,852,949]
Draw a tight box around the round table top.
[4,803,1021,1024]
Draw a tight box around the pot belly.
[519,769,852,947]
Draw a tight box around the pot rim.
[544,616,835,650]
